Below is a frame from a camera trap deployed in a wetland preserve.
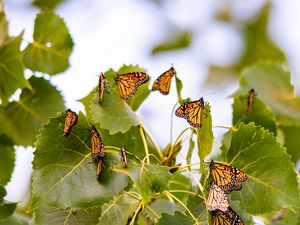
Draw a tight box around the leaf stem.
[184,168,204,195]
[213,125,232,129]
[170,102,178,145]
[145,205,160,219]
[169,190,204,199]
[129,201,143,225]
[139,125,150,164]
[142,125,163,159]
[164,191,199,224]
[168,127,191,162]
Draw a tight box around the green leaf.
[197,104,213,161]
[23,10,73,75]
[127,164,172,203]
[232,95,277,135]
[174,73,183,104]
[0,34,31,105]
[145,198,182,220]
[0,135,15,185]
[225,123,300,214]
[32,205,101,225]
[156,212,194,225]
[236,64,300,126]
[31,112,130,209]
[0,186,17,221]
[32,0,66,9]
[0,76,64,146]
[98,193,139,225]
[0,5,8,45]
[280,126,300,163]
[0,215,28,225]
[266,208,300,225]
[186,136,195,170]
[152,30,191,54]
[186,195,206,221]
[169,173,192,201]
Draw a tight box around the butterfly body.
[175,97,206,127]
[63,109,78,136]
[152,67,176,95]
[206,182,229,212]
[115,72,149,100]
[120,146,128,168]
[98,73,106,104]
[210,160,247,193]
[210,208,244,225]
[246,88,256,113]
[91,125,105,161]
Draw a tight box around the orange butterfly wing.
[175,98,205,127]
[115,72,149,100]
[210,208,244,225]
[152,67,175,95]
[206,182,229,212]
[91,125,105,161]
[98,73,106,104]
[97,158,104,180]
[63,109,78,136]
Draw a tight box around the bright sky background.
[4,0,300,216]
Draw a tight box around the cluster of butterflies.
[207,160,248,225]
[98,66,210,128]
[63,109,128,180]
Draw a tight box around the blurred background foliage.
[0,0,300,224]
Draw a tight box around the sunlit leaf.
[32,0,66,9]
[0,135,15,185]
[152,30,191,54]
[145,198,182,220]
[235,64,300,126]
[266,208,300,225]
[0,215,27,225]
[32,205,101,225]
[280,126,300,163]
[0,76,64,146]
[156,212,194,225]
[31,113,130,209]
[225,123,300,214]
[98,193,139,225]
[232,94,277,134]
[186,136,195,170]
[0,34,31,105]
[0,186,17,221]
[23,10,73,75]
[0,5,8,45]
[175,73,183,104]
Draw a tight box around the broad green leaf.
[0,76,64,146]
[174,73,183,104]
[152,30,191,54]
[186,136,195,170]
[0,186,17,221]
[98,193,139,225]
[219,130,232,160]
[266,208,300,225]
[197,104,213,162]
[232,95,277,135]
[169,173,192,201]
[280,126,300,163]
[32,0,66,9]
[236,64,300,126]
[31,112,130,209]
[186,195,206,221]
[207,3,285,82]
[0,4,8,45]
[0,34,30,105]
[156,212,194,225]
[0,215,28,225]
[225,123,300,214]
[127,164,172,203]
[23,10,73,75]
[0,135,15,185]
[145,198,182,220]
[32,205,101,225]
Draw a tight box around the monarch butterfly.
[175,97,208,127]
[91,125,105,161]
[115,72,149,100]
[151,67,176,95]
[98,73,106,104]
[210,160,247,193]
[63,109,78,136]
[96,158,104,180]
[246,89,257,113]
[210,207,244,225]
[206,182,229,212]
[120,146,128,168]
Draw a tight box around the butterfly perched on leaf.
[91,125,105,161]
[152,66,176,95]
[175,97,208,127]
[98,73,106,104]
[120,146,128,168]
[246,88,257,113]
[63,109,78,136]
[206,182,229,212]
[115,72,149,100]
[210,160,247,193]
[210,207,244,225]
